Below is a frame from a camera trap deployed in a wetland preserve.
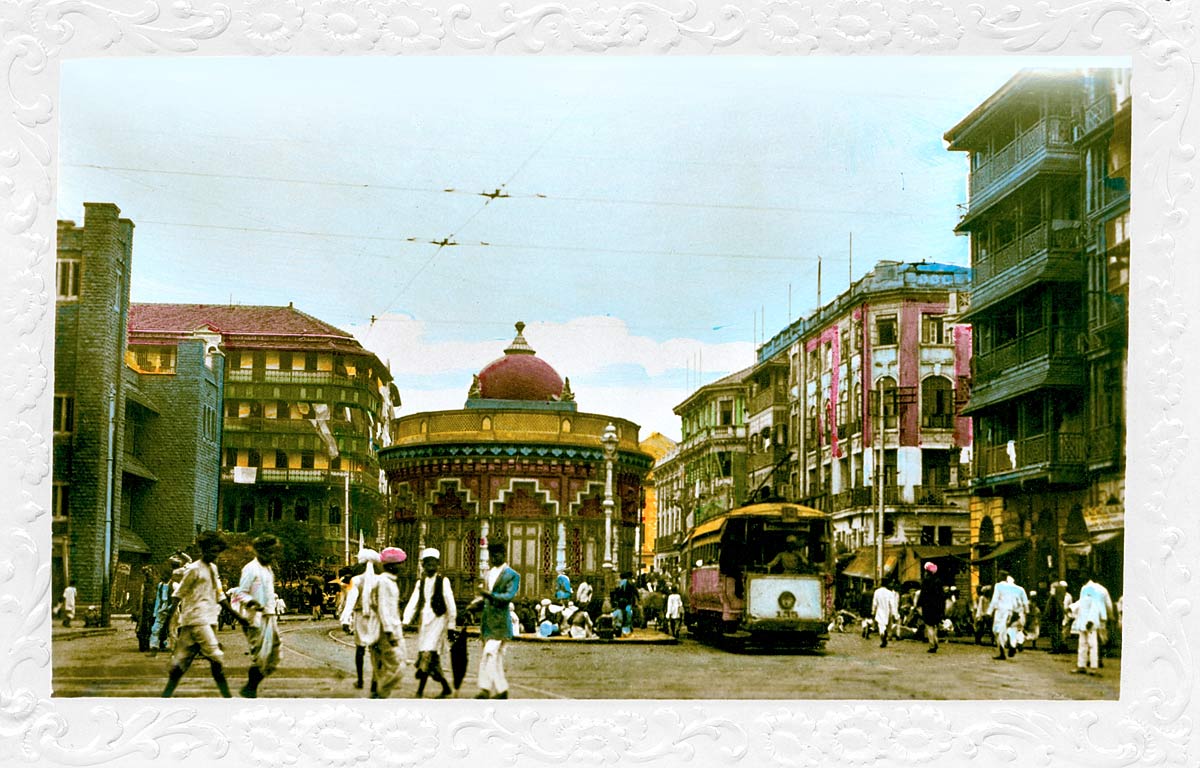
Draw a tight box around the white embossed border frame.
[1,1,1194,766]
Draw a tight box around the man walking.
[370,547,407,698]
[665,586,683,639]
[403,547,457,698]
[1071,570,1108,675]
[229,534,283,698]
[989,571,1028,660]
[340,548,383,693]
[61,581,77,628]
[475,537,519,699]
[917,562,945,653]
[149,565,174,654]
[162,531,243,698]
[1078,572,1114,667]
[871,579,899,648]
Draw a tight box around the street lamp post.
[601,423,619,582]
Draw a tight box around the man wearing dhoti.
[403,547,457,698]
[370,547,407,698]
[340,548,383,693]
[229,534,282,698]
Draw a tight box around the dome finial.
[505,321,535,355]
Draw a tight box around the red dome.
[478,354,563,401]
[472,321,565,402]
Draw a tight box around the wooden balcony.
[963,116,1080,218]
[969,223,1084,315]
[221,467,377,487]
[1087,423,1123,469]
[974,432,1086,487]
[748,386,788,416]
[973,325,1082,384]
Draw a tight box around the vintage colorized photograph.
[52,55,1130,700]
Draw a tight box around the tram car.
[682,502,834,649]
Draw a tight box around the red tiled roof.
[130,303,352,338]
[127,303,385,367]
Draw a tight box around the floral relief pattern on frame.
[0,0,1195,766]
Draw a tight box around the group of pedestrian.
[160,532,280,698]
[863,564,1118,676]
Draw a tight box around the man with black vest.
[403,547,457,698]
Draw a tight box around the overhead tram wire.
[134,220,823,265]
[68,162,926,218]
[375,103,579,317]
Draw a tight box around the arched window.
[328,504,341,526]
[238,501,255,532]
[921,376,955,429]
[979,516,995,544]
[294,497,310,522]
[269,497,283,523]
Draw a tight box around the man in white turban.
[340,548,382,693]
[402,547,457,697]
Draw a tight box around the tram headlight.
[778,591,796,610]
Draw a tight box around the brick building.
[127,304,398,566]
[379,323,653,602]
[55,204,224,614]
[945,68,1130,593]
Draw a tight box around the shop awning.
[972,539,1028,564]
[1061,530,1123,556]
[840,548,898,579]
[910,545,971,560]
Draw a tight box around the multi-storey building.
[744,356,792,503]
[670,367,753,529]
[759,261,973,583]
[945,68,1130,592]
[55,204,224,618]
[379,323,652,602]
[651,445,685,574]
[127,303,398,566]
[638,432,677,575]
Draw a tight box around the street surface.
[52,618,1118,700]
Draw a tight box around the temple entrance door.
[507,522,541,600]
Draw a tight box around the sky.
[59,55,1125,441]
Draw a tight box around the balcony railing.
[221,467,377,487]
[968,116,1075,203]
[973,221,1081,283]
[748,386,788,415]
[223,415,365,435]
[1087,423,1123,465]
[974,326,1080,382]
[227,367,381,394]
[975,432,1085,479]
[921,413,955,429]
[1083,93,1115,135]
[831,487,873,512]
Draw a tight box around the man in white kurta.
[229,534,282,698]
[989,572,1028,659]
[371,547,407,698]
[403,547,457,698]
[1080,577,1115,664]
[1071,576,1108,674]
[871,582,900,648]
[61,582,77,627]
[339,548,382,692]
